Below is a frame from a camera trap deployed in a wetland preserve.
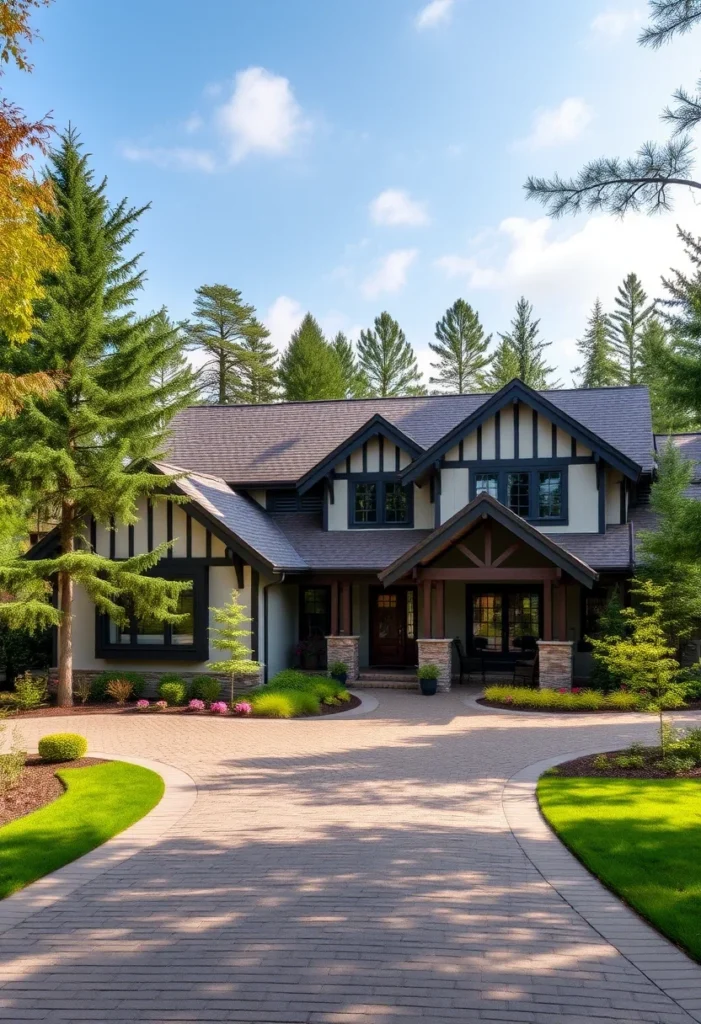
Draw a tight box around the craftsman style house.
[35,378,686,691]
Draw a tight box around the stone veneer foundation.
[536,641,574,690]
[416,638,453,692]
[325,636,359,682]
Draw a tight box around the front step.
[357,671,417,689]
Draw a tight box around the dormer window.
[354,483,378,524]
[471,466,567,524]
[351,480,413,528]
[384,482,409,524]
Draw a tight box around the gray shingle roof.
[272,514,431,571]
[167,385,654,485]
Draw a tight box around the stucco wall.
[545,463,599,534]
[265,583,298,678]
[440,467,469,524]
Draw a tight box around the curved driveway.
[0,690,698,1023]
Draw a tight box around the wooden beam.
[434,580,444,639]
[422,579,432,638]
[330,582,339,635]
[484,522,492,566]
[543,579,552,640]
[341,582,351,635]
[491,542,521,568]
[457,542,485,568]
[418,567,560,581]
[556,583,567,640]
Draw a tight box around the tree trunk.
[219,348,226,404]
[57,503,74,707]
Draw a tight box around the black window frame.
[95,562,209,661]
[349,477,414,528]
[470,464,568,524]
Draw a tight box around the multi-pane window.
[108,581,195,649]
[507,473,530,517]
[354,483,377,523]
[474,473,499,499]
[384,482,409,524]
[538,471,562,519]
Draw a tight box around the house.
[36,378,689,692]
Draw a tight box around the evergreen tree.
[573,299,622,388]
[659,228,701,422]
[483,297,558,390]
[638,318,698,432]
[278,314,346,401]
[357,312,423,397]
[0,130,193,705]
[207,589,260,705]
[610,273,656,385]
[480,337,520,391]
[332,332,368,398]
[149,311,196,411]
[429,298,491,393]
[228,332,279,404]
[185,284,269,404]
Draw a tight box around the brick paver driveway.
[0,690,697,1023]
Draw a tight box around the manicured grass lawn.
[0,761,164,899]
[538,776,701,961]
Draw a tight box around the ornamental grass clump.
[38,733,87,763]
[251,692,296,718]
[12,671,48,711]
[106,679,133,705]
[0,725,25,793]
[483,685,646,712]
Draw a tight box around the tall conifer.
[0,130,193,705]
[610,272,655,385]
[483,297,558,390]
[332,332,368,398]
[357,312,424,397]
[429,299,491,393]
[574,299,622,388]
[278,314,346,401]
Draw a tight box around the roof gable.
[401,379,642,483]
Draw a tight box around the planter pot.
[419,678,438,696]
[331,672,348,685]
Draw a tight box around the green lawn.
[538,775,701,961]
[0,760,164,899]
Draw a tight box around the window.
[384,482,409,524]
[300,587,330,640]
[538,471,562,519]
[354,483,377,523]
[474,473,499,499]
[350,480,413,527]
[507,473,530,517]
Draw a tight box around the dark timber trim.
[186,514,192,558]
[533,410,538,459]
[476,424,483,461]
[597,461,606,534]
[251,569,260,661]
[551,423,557,458]
[494,411,501,460]
[147,500,153,552]
[90,516,97,553]
[109,517,115,560]
[166,502,173,558]
[513,403,519,460]
[128,524,134,558]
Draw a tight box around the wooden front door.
[370,587,417,666]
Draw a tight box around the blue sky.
[10,0,701,386]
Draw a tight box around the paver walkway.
[0,689,699,1023]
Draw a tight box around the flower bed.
[479,684,701,713]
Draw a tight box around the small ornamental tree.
[207,589,261,705]
[589,579,683,749]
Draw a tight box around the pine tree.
[659,228,701,422]
[480,338,520,391]
[429,299,491,393]
[637,318,697,432]
[228,333,279,404]
[483,297,558,390]
[185,284,269,404]
[278,314,346,401]
[207,589,261,704]
[150,311,196,411]
[0,130,194,705]
[610,273,656,385]
[573,299,622,388]
[357,312,423,397]
[332,332,368,398]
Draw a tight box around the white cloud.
[120,145,216,173]
[515,97,593,151]
[264,296,305,351]
[183,114,203,134]
[216,67,311,163]
[415,0,455,29]
[590,7,642,39]
[369,189,430,227]
[361,249,418,299]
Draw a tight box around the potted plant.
[417,664,439,696]
[329,661,348,685]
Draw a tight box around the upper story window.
[473,467,566,523]
[351,480,413,528]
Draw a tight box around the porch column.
[422,579,432,638]
[417,638,452,692]
[341,582,352,635]
[555,583,567,641]
[537,641,573,690]
[434,581,445,639]
[543,579,552,640]
[330,582,339,635]
[326,635,359,682]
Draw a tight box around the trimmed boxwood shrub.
[38,733,88,762]
[92,671,146,702]
[158,679,187,706]
[189,675,222,703]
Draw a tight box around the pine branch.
[639,0,701,48]
[663,79,701,135]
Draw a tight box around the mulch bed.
[4,693,363,719]
[0,757,105,828]
[550,750,701,780]
[478,697,701,714]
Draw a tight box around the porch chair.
[512,635,538,687]
[453,635,488,685]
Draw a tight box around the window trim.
[469,464,568,524]
[348,477,415,529]
[95,562,209,661]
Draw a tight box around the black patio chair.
[512,635,538,687]
[453,635,488,685]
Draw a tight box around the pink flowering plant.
[136,699,150,711]
[155,700,168,711]
[188,699,205,712]
[210,701,228,715]
[234,701,252,716]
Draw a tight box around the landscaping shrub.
[613,754,645,768]
[0,723,25,792]
[158,679,187,706]
[73,678,92,705]
[658,754,697,775]
[606,690,640,711]
[483,685,650,712]
[188,699,205,712]
[267,669,319,690]
[106,679,133,705]
[287,690,321,716]
[92,671,146,702]
[12,671,48,711]
[38,733,88,762]
[233,701,252,716]
[210,701,228,714]
[251,692,296,718]
[592,754,610,770]
[189,675,222,702]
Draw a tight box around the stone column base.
[326,636,359,682]
[416,638,453,692]
[537,641,574,690]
